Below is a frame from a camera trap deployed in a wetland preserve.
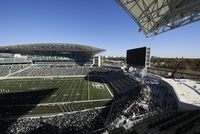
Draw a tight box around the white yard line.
[3,75,87,80]
[7,106,110,119]
[55,82,68,102]
[75,79,82,101]
[61,80,74,102]
[88,75,90,100]
[1,98,113,107]
[101,79,114,98]
[81,81,85,101]
[59,81,71,102]
[38,98,112,106]
[46,81,61,103]
[68,80,78,101]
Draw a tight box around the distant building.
[146,47,151,67]
[93,56,102,67]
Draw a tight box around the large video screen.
[126,47,146,66]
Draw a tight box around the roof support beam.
[117,0,200,37]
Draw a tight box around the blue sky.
[0,0,199,58]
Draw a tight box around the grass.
[29,101,112,115]
[0,77,113,103]
[0,77,114,115]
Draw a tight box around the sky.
[0,0,200,58]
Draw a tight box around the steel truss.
[117,0,200,37]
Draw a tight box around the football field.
[0,77,113,104]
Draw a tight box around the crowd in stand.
[11,66,91,77]
[0,63,93,77]
[131,109,200,134]
[89,67,139,96]
[6,108,109,134]
[149,83,177,109]
[105,80,178,130]
[0,65,182,133]
[0,64,30,77]
[105,71,139,96]
[0,64,124,77]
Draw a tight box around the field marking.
[1,98,112,107]
[84,82,88,100]
[75,79,82,101]
[55,81,69,102]
[46,81,61,103]
[1,78,113,106]
[88,75,90,100]
[40,80,54,89]
[59,81,71,102]
[0,79,56,95]
[40,80,60,103]
[37,98,112,106]
[101,79,114,98]
[68,80,78,101]
[81,81,85,101]
[36,81,55,102]
[70,79,80,101]
[45,81,59,103]
[61,80,74,102]
[13,106,109,119]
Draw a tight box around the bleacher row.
[6,108,110,134]
[1,64,196,133]
[149,84,177,109]
[32,56,70,61]
[104,77,181,131]
[57,103,93,113]
[0,64,93,77]
[131,110,200,134]
[11,66,91,77]
[0,58,31,64]
[0,65,29,76]
[0,104,95,118]
[0,64,125,78]
[105,88,150,129]
[105,71,139,96]
[87,67,140,96]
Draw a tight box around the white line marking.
[101,79,114,98]
[88,75,90,100]
[68,80,78,101]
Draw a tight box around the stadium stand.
[6,108,110,134]
[0,43,199,134]
[0,64,30,77]
[11,65,91,76]
[128,110,200,134]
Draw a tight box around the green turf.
[0,77,113,104]
[28,101,112,115]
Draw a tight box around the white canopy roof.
[117,0,200,37]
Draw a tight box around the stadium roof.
[117,0,200,37]
[0,43,105,63]
[0,43,104,53]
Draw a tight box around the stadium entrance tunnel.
[0,88,58,133]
